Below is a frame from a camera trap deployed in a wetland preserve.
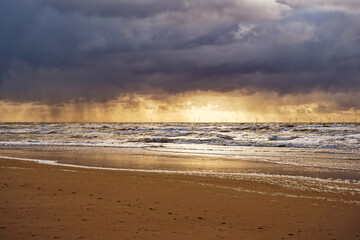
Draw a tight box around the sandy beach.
[2,0,360,237]
[1,153,359,240]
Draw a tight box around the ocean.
[0,122,359,169]
[0,122,359,204]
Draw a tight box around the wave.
[0,122,359,151]
[268,135,299,141]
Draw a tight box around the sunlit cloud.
[1,90,358,122]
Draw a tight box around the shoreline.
[1,145,360,178]
[1,151,360,239]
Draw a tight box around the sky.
[0,0,359,122]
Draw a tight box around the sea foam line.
[1,155,360,186]
[1,155,360,204]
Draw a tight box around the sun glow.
[0,90,359,123]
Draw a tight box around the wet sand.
[1,155,360,240]
[1,145,359,181]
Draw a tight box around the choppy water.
[0,122,359,170]
[1,122,360,202]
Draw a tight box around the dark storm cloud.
[38,0,185,18]
[0,0,359,107]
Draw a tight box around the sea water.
[1,122,359,203]
[0,122,359,170]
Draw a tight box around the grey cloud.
[277,0,360,12]
[40,0,288,21]
[0,0,360,109]
[39,0,185,18]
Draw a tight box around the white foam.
[0,123,359,170]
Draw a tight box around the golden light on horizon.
[0,90,358,123]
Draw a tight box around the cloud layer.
[1,0,359,110]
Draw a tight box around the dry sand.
[1,157,360,240]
